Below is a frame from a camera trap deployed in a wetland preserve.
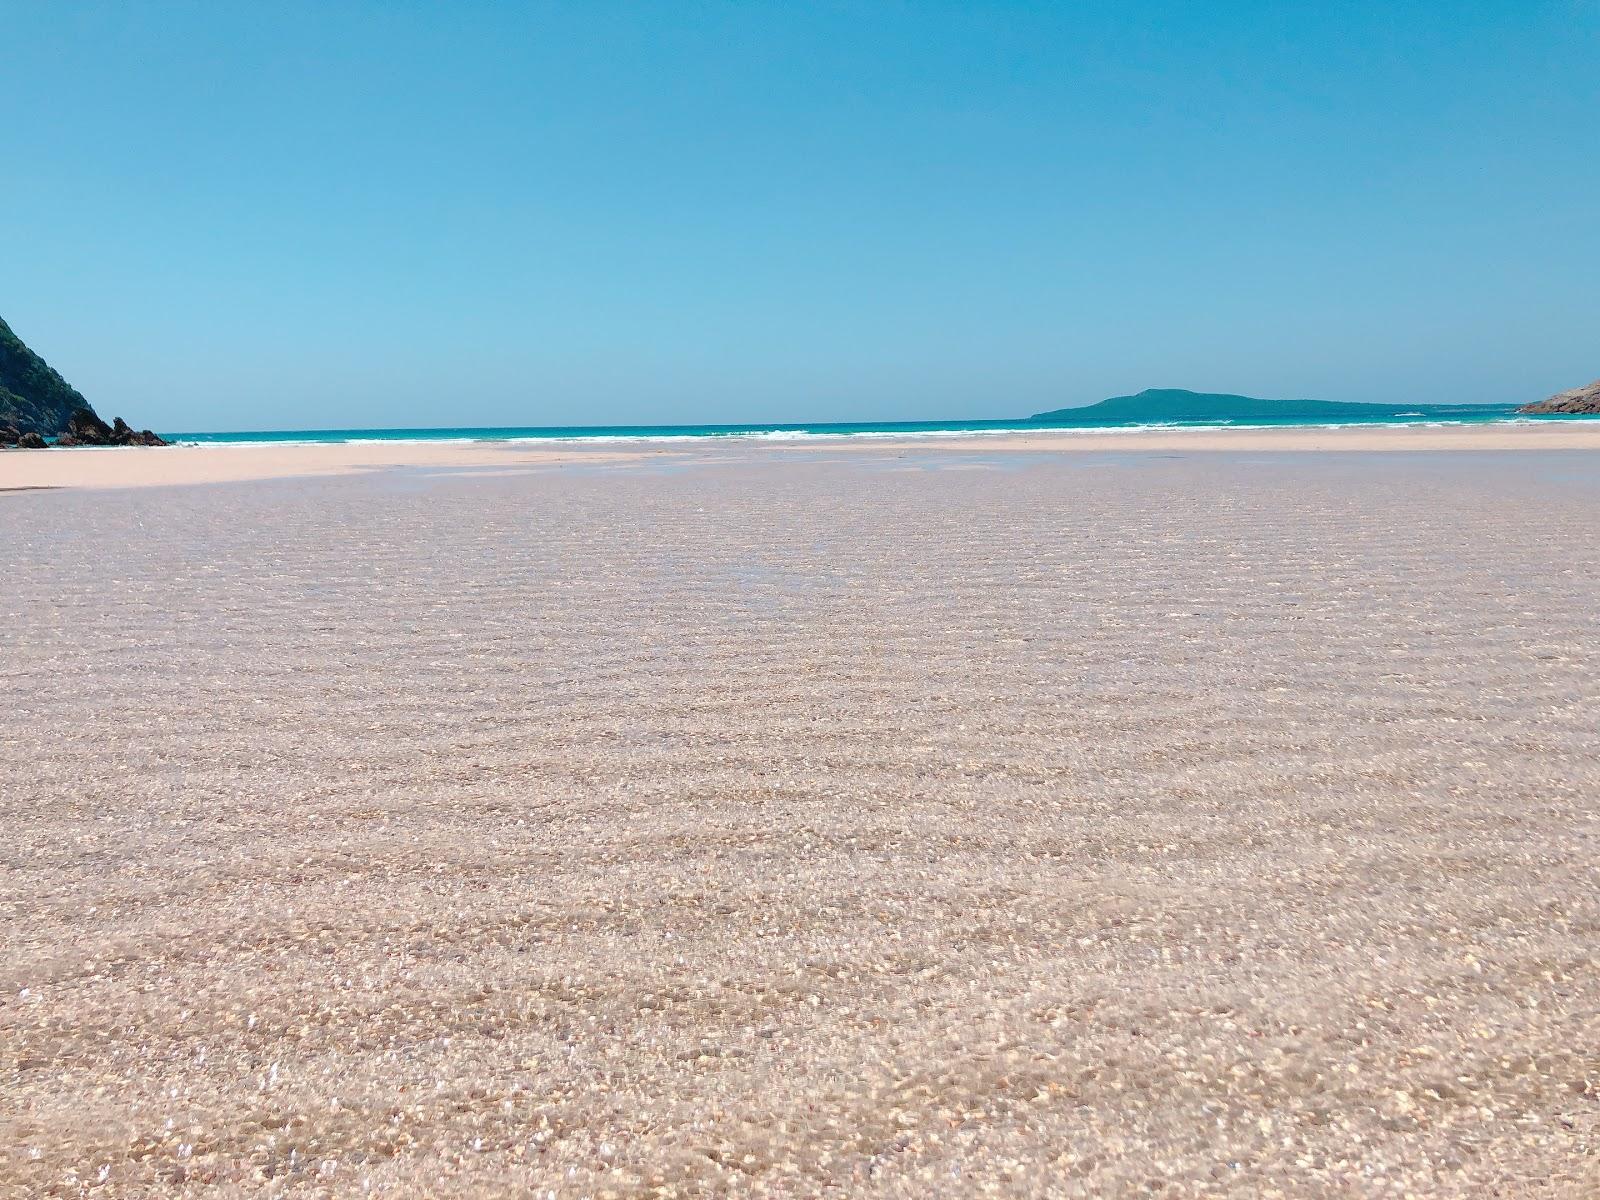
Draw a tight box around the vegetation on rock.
[0,315,166,447]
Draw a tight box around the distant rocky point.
[1,315,166,448]
[1517,380,1600,415]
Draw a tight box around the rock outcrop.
[52,409,168,448]
[0,316,167,446]
[1517,380,1600,415]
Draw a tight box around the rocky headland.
[1517,379,1600,415]
[1,315,166,448]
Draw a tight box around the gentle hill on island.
[1,316,164,446]
[1031,388,1510,425]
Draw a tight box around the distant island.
[1517,380,1600,415]
[0,315,165,448]
[1030,388,1512,425]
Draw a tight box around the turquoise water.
[167,403,1578,446]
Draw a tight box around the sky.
[5,1,1599,432]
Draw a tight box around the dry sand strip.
[2,447,1598,1197]
[0,440,659,492]
[3,419,1600,490]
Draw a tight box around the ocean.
[165,402,1587,446]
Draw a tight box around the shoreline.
[4,419,1600,490]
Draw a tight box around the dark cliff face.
[1518,380,1600,415]
[0,315,97,437]
[0,316,166,446]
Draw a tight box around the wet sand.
[5,418,1600,490]
[2,444,1597,1197]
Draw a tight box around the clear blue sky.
[6,1,1598,431]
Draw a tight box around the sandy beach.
[3,436,1598,1197]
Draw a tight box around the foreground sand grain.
[2,444,1597,1197]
